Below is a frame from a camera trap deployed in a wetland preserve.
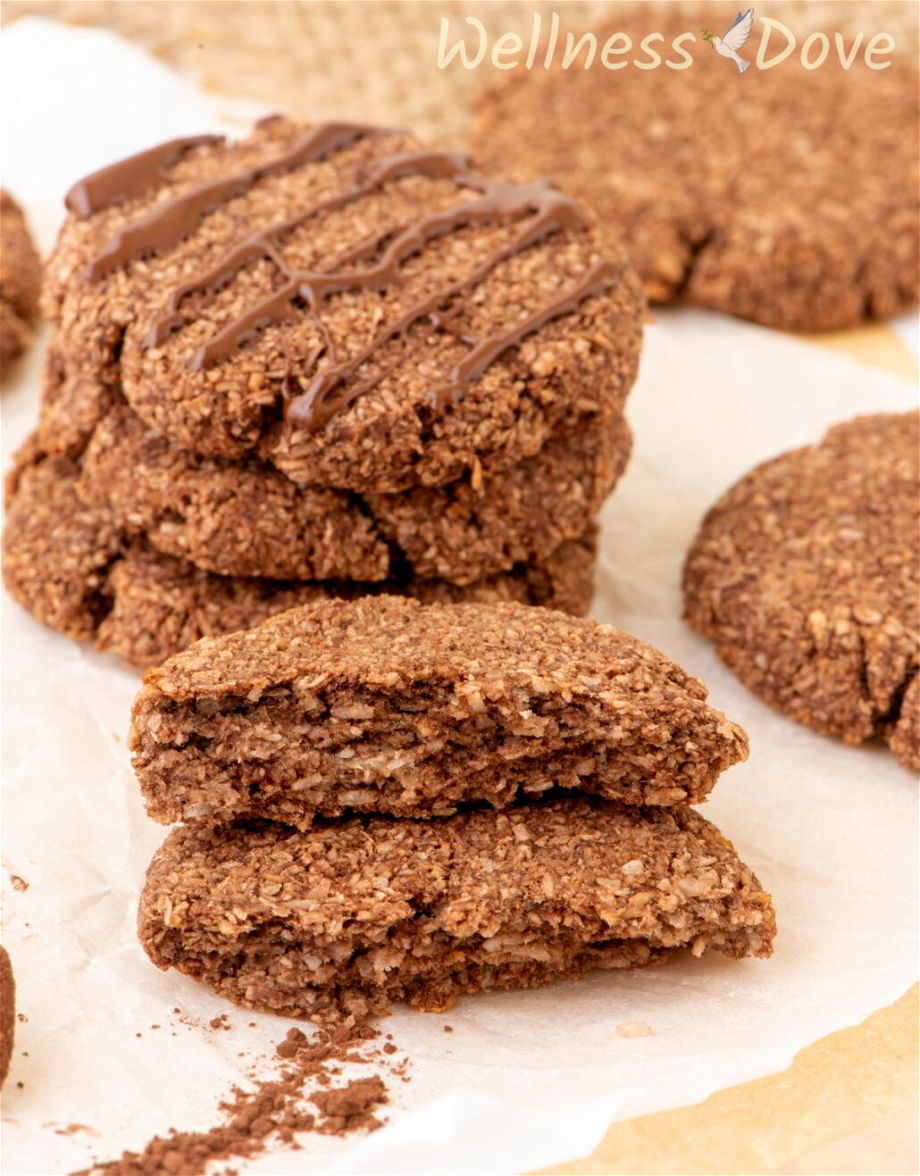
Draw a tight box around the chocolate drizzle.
[429,259,618,404]
[186,174,585,378]
[85,123,383,280]
[281,182,604,432]
[143,150,471,350]
[65,135,224,219]
[80,122,619,432]
[288,259,618,430]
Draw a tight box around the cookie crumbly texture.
[0,190,42,377]
[2,445,597,668]
[684,412,919,770]
[41,118,644,487]
[78,400,630,584]
[138,799,775,1020]
[0,945,14,1087]
[130,596,748,827]
[471,6,919,330]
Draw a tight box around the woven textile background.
[3,1,917,147]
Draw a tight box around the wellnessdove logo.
[700,8,754,74]
[436,9,898,73]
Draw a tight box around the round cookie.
[3,440,598,669]
[471,8,919,330]
[0,945,13,1087]
[77,400,629,584]
[3,442,121,641]
[683,412,919,769]
[42,118,644,489]
[1,190,42,377]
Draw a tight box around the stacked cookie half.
[131,597,775,1021]
[3,118,644,668]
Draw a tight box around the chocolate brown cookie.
[3,444,597,668]
[3,444,122,642]
[77,400,629,584]
[138,799,775,1020]
[130,596,748,827]
[471,7,919,330]
[684,412,919,769]
[1,191,42,377]
[0,945,13,1087]
[42,119,643,488]
[99,531,597,670]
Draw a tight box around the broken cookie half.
[139,799,775,1021]
[130,597,748,827]
[132,596,773,1019]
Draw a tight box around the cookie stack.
[3,118,644,668]
[131,597,775,1020]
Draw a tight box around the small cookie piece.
[684,412,919,769]
[1,192,41,356]
[43,118,644,488]
[138,800,775,1020]
[0,945,14,1086]
[130,596,748,827]
[472,8,919,330]
[78,400,630,584]
[1,191,42,377]
[3,446,121,640]
[2,441,597,668]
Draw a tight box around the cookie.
[138,798,774,1020]
[3,445,597,668]
[101,530,597,670]
[684,412,919,769]
[1,190,42,377]
[0,945,13,1087]
[3,445,122,642]
[471,7,919,330]
[130,596,748,827]
[78,399,630,584]
[43,118,644,488]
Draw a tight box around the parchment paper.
[1,18,917,1176]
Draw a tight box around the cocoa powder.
[75,1021,391,1175]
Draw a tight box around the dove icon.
[701,8,755,73]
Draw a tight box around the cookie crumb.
[616,1021,653,1039]
[78,1019,394,1173]
[311,1076,387,1135]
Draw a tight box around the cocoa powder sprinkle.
[74,1021,390,1175]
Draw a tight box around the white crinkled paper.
[1,18,917,1176]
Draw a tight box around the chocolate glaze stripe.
[144,150,470,350]
[85,123,386,281]
[431,259,618,403]
[192,176,584,374]
[284,182,600,431]
[65,135,224,219]
[288,258,614,433]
